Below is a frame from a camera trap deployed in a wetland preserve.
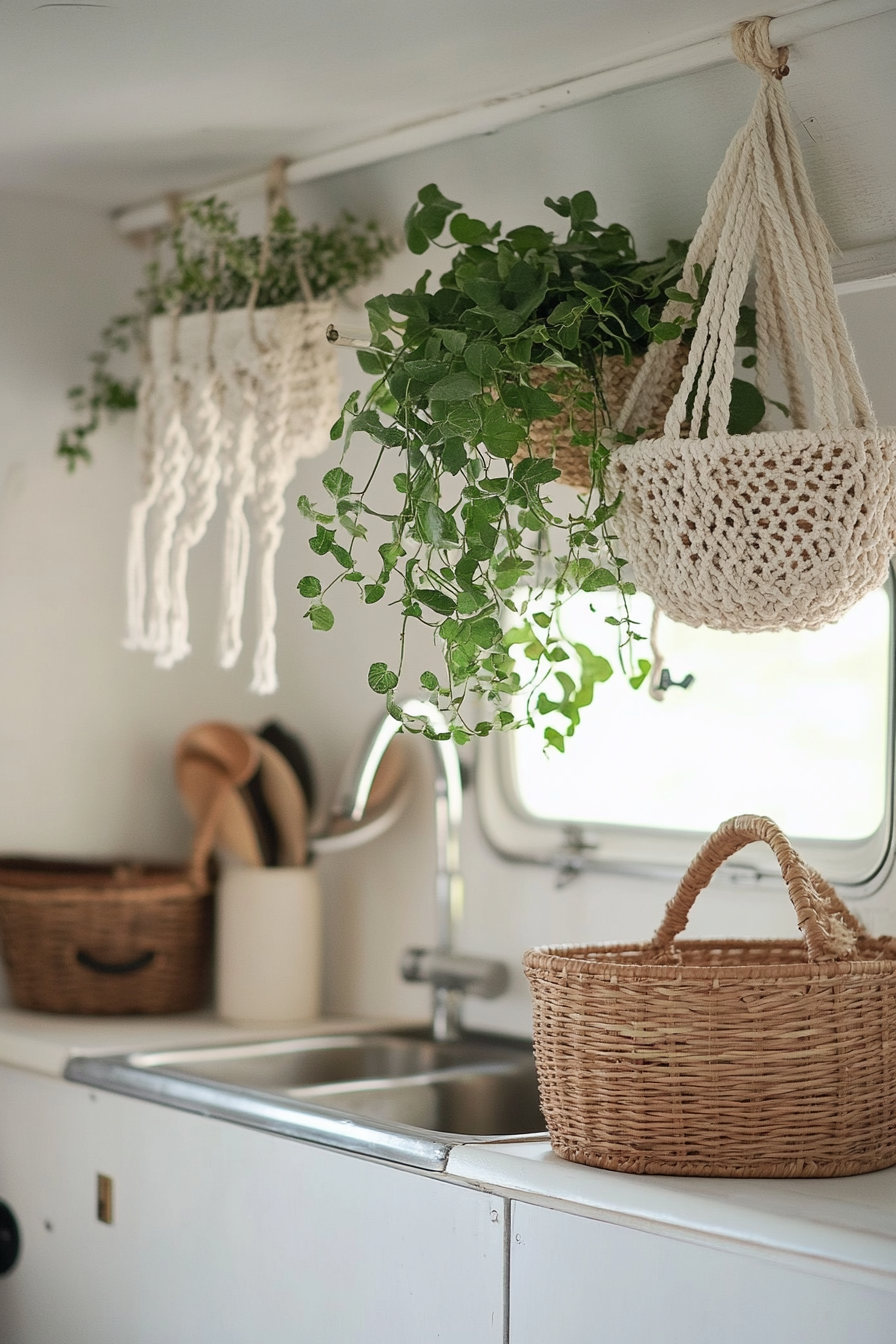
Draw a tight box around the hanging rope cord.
[123,225,164,651]
[125,193,196,655]
[246,156,313,342]
[156,241,232,668]
[619,16,874,442]
[218,156,327,687]
[247,158,327,694]
[216,159,297,671]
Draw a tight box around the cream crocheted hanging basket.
[607,20,896,633]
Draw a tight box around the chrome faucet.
[338,698,508,1041]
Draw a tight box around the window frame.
[477,568,896,897]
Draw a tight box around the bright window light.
[511,586,891,843]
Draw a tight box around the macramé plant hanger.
[609,17,896,633]
[59,159,394,695]
[125,159,342,694]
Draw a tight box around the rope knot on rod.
[731,15,790,79]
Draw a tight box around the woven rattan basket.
[524,815,896,1178]
[0,838,213,1015]
[518,348,689,490]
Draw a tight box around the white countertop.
[2,1007,894,1293]
[448,1140,896,1292]
[0,1008,406,1078]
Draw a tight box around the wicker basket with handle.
[0,810,217,1015]
[523,815,896,1178]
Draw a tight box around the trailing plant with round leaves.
[299,186,776,750]
[57,197,396,469]
[298,190,665,747]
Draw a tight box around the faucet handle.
[400,948,509,1000]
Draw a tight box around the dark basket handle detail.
[76,949,156,976]
[651,814,868,963]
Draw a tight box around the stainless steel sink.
[65,1029,546,1171]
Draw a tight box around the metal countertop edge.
[64,1055,452,1172]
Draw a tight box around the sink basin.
[293,1064,543,1136]
[65,1028,547,1171]
[128,1032,529,1092]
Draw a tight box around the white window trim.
[477,569,896,897]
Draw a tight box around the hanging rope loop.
[731,15,790,80]
[247,155,314,349]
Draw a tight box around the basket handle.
[76,950,156,976]
[651,815,868,963]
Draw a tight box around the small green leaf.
[429,371,480,402]
[481,404,525,459]
[356,349,385,376]
[441,437,468,474]
[298,575,321,598]
[416,588,456,615]
[364,583,386,604]
[728,378,766,435]
[514,457,561,488]
[544,726,566,754]
[309,526,336,556]
[418,503,459,547]
[470,616,502,648]
[569,190,597,226]
[330,543,354,569]
[378,541,404,573]
[581,567,617,591]
[308,603,334,631]
[463,342,502,377]
[420,670,439,692]
[436,328,467,354]
[629,659,651,690]
[368,662,399,694]
[516,384,561,422]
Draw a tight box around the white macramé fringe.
[123,299,340,691]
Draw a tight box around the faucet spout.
[336,699,505,1041]
[340,699,463,953]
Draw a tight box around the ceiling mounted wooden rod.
[114,0,895,237]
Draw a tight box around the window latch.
[657,669,695,692]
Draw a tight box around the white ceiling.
[0,0,892,217]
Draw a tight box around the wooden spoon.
[175,723,264,867]
[253,737,309,867]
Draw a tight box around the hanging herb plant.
[299,185,774,750]
[57,198,396,469]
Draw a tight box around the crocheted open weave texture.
[606,19,896,632]
[524,815,896,1177]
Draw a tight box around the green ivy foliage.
[57,197,395,469]
[299,188,694,748]
[300,186,779,749]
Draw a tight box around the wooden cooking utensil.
[174,723,264,867]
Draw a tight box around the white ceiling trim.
[114,0,896,237]
[833,241,896,292]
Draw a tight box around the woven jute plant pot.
[517,347,689,490]
[0,854,213,1015]
[523,815,896,1178]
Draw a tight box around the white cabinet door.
[509,1200,895,1344]
[0,1064,505,1344]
